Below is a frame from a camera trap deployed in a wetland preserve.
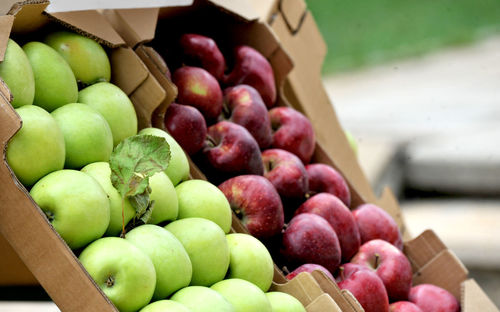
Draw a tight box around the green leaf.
[110,134,171,199]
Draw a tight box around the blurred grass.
[306,0,500,74]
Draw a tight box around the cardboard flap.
[404,229,447,270]
[49,10,125,47]
[306,293,342,312]
[208,0,260,21]
[104,8,159,47]
[0,234,37,285]
[9,1,49,34]
[462,279,500,312]
[377,187,407,236]
[0,80,18,141]
[0,15,14,61]
[279,0,307,33]
[311,271,363,312]
[270,272,324,306]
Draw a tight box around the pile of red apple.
[162,33,461,312]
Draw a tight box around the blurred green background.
[305,0,500,74]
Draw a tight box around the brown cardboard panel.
[404,229,447,271]
[206,0,260,22]
[306,293,342,312]
[280,0,307,32]
[49,10,125,47]
[110,47,149,95]
[377,187,408,238]
[0,15,14,61]
[462,279,500,312]
[103,8,159,48]
[250,0,277,22]
[9,1,49,34]
[311,270,363,312]
[0,234,37,285]
[270,272,324,306]
[129,73,166,129]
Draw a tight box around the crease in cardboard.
[279,0,307,34]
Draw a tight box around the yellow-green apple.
[44,31,111,86]
[409,284,460,312]
[78,82,137,146]
[138,127,190,186]
[6,105,65,187]
[221,85,272,148]
[180,33,226,81]
[140,300,192,312]
[79,237,156,312]
[265,292,306,312]
[345,130,358,156]
[218,175,284,238]
[351,239,412,302]
[211,278,272,312]
[30,170,110,249]
[202,121,264,181]
[165,218,229,286]
[51,103,113,169]
[390,301,424,312]
[281,213,341,274]
[22,41,77,112]
[352,203,403,249]
[171,286,234,312]
[148,171,179,224]
[335,263,389,312]
[224,46,276,108]
[225,233,274,292]
[0,39,35,108]
[305,163,351,207]
[81,162,135,236]
[126,225,192,299]
[269,107,315,164]
[164,103,207,155]
[295,193,360,261]
[286,263,334,281]
[173,66,223,123]
[261,149,308,206]
[176,179,232,233]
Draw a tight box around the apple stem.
[374,253,380,269]
[282,266,290,275]
[339,266,345,282]
[206,135,217,148]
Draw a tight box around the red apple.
[269,107,315,164]
[295,193,360,261]
[222,85,272,148]
[180,33,226,80]
[173,66,223,122]
[164,103,207,155]
[281,213,341,274]
[224,45,276,108]
[390,302,424,312]
[336,263,389,312]
[218,175,284,239]
[306,163,351,207]
[262,149,308,204]
[351,239,412,302]
[286,263,334,281]
[409,284,460,312]
[202,121,264,180]
[352,203,403,250]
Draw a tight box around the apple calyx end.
[44,211,55,223]
[105,276,115,288]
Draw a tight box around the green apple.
[211,278,272,312]
[148,171,178,224]
[44,31,111,85]
[226,233,274,292]
[344,130,358,156]
[140,300,192,312]
[6,105,65,187]
[30,169,110,249]
[78,82,137,146]
[0,39,35,108]
[52,103,113,169]
[265,292,306,312]
[79,237,156,312]
[22,41,78,112]
[175,179,231,233]
[138,128,189,186]
[126,224,192,300]
[165,218,229,286]
[81,162,135,236]
[170,286,234,312]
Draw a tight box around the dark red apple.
[306,163,351,207]
[164,103,207,155]
[286,263,334,281]
[180,33,226,81]
[173,66,223,122]
[295,193,360,261]
[269,107,316,164]
[409,284,460,312]
[390,302,424,312]
[336,263,390,312]
[202,121,263,179]
[351,239,413,302]
[221,85,272,148]
[262,149,308,204]
[352,203,403,250]
[281,213,341,274]
[224,45,276,108]
[218,175,284,239]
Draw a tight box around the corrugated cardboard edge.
[270,272,324,307]
[311,270,363,312]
